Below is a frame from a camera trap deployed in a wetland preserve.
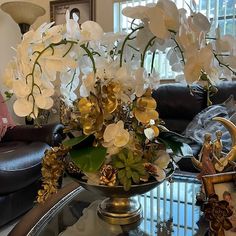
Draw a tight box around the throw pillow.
[182,96,236,152]
[0,93,15,140]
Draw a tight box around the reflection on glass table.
[10,172,207,236]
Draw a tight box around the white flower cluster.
[123,0,236,83]
[4,11,103,118]
[3,0,236,119]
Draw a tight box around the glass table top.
[11,172,208,236]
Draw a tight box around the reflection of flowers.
[202,193,233,234]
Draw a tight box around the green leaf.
[70,147,106,172]
[131,172,140,184]
[118,152,127,163]
[124,178,131,191]
[126,169,132,178]
[113,161,125,169]
[63,135,89,147]
[118,169,126,179]
[158,137,183,155]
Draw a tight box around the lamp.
[1,1,46,34]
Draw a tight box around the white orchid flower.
[35,95,54,110]
[190,12,211,33]
[154,150,170,169]
[39,55,77,73]
[122,6,149,19]
[147,6,170,40]
[103,120,130,148]
[184,46,214,83]
[12,80,31,98]
[65,10,80,40]
[134,68,147,97]
[79,72,96,97]
[80,21,104,42]
[157,0,180,32]
[136,20,155,52]
[13,97,38,118]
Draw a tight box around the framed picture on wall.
[50,0,95,25]
[202,172,236,235]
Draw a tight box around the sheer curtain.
[113,0,236,79]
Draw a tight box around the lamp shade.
[1,1,45,25]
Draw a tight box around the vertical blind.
[113,0,236,79]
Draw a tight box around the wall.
[0,0,113,123]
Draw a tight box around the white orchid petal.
[144,128,155,141]
[13,98,33,117]
[103,123,119,142]
[81,21,103,41]
[114,129,130,147]
[13,80,31,98]
[154,150,170,169]
[122,6,149,19]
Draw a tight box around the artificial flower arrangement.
[3,0,236,201]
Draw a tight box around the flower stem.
[25,39,78,118]
[141,36,156,68]
[213,52,236,75]
[120,26,144,67]
[151,50,156,73]
[171,36,185,65]
[80,44,96,74]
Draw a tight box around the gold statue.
[212,117,236,172]
[196,133,216,180]
[192,117,236,174]
[212,130,227,172]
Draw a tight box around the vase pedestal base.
[97,197,142,225]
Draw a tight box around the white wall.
[0,0,113,123]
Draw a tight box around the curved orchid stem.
[25,39,78,119]
[213,52,236,75]
[80,44,97,74]
[141,36,156,68]
[120,26,144,67]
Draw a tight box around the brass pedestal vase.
[75,174,173,225]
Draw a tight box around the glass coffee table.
[9,171,207,236]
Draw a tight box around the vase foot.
[97,197,142,225]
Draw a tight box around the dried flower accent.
[37,145,69,203]
[100,164,117,186]
[202,193,233,235]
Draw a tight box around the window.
[113,0,236,79]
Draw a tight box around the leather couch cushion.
[0,141,49,194]
[153,83,206,121]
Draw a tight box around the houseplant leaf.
[63,135,89,147]
[69,147,107,172]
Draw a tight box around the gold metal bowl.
[65,157,174,225]
[64,155,175,225]
[76,178,170,225]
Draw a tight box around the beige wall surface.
[0,0,113,123]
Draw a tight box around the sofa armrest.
[2,123,65,146]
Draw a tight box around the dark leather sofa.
[153,81,236,172]
[0,123,64,227]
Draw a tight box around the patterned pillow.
[0,93,15,140]
[182,101,233,152]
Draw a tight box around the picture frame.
[50,0,95,25]
[202,172,236,235]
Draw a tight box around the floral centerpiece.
[3,0,236,201]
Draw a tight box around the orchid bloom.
[103,121,130,148]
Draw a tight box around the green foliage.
[113,149,146,191]
[63,135,89,147]
[70,147,106,172]
[4,91,13,100]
